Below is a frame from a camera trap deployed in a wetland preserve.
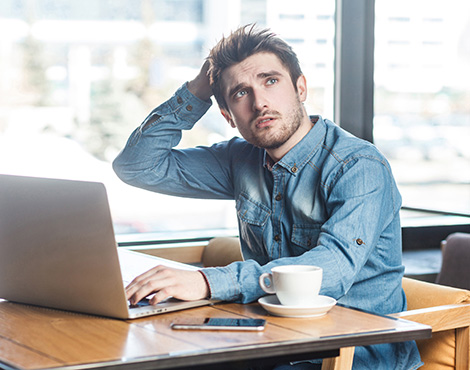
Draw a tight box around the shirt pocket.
[236,193,270,255]
[290,224,322,256]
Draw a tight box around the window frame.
[334,0,375,142]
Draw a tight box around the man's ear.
[221,109,236,128]
[296,75,307,103]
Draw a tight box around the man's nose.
[251,89,269,112]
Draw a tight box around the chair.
[395,278,470,369]
[322,278,470,370]
[202,237,470,370]
[436,232,470,290]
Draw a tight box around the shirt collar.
[263,115,326,175]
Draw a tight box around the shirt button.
[356,238,364,246]
[291,166,298,173]
[275,193,282,201]
[176,96,183,104]
[274,235,281,242]
[186,105,193,111]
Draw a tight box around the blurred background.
[0,0,468,236]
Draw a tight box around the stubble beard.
[251,97,306,150]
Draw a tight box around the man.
[113,25,421,369]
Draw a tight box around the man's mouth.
[255,116,275,128]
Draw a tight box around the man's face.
[220,52,310,160]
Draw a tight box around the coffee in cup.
[259,265,323,306]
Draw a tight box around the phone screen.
[171,318,266,331]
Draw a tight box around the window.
[0,0,336,235]
[374,0,470,215]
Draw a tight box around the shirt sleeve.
[202,155,402,305]
[113,83,235,199]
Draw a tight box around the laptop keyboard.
[129,298,151,308]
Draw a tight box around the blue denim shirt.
[113,83,422,370]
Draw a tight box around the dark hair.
[208,24,303,111]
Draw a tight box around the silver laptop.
[0,174,214,319]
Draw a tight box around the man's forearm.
[112,84,212,191]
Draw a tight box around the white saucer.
[258,295,337,318]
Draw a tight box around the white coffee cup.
[259,265,323,306]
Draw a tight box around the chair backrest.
[436,232,470,290]
[395,277,470,370]
[201,237,243,267]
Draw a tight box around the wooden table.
[0,299,430,370]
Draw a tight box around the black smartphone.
[170,317,266,331]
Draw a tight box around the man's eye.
[235,90,247,98]
[267,78,278,85]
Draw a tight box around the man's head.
[208,25,303,112]
[206,25,312,162]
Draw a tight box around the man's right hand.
[187,60,212,101]
[126,266,209,306]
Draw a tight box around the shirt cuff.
[200,266,241,302]
[198,270,212,299]
[174,82,213,121]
